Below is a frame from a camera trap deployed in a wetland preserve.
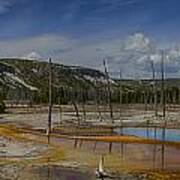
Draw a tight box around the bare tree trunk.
[144,90,148,111]
[96,90,102,122]
[47,58,52,143]
[59,103,62,125]
[151,60,158,117]
[119,70,123,134]
[161,50,166,141]
[109,142,113,153]
[150,60,158,145]
[161,50,166,170]
[72,100,80,125]
[103,59,114,123]
[82,103,86,122]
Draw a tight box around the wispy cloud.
[92,0,139,13]
[0,32,180,79]
[0,0,14,14]
[0,0,26,14]
[0,34,77,60]
[25,52,42,60]
[99,0,138,6]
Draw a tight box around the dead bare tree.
[81,89,86,122]
[103,59,114,123]
[47,58,52,143]
[72,97,80,125]
[59,99,62,125]
[150,60,158,117]
[161,50,166,134]
[161,50,166,170]
[94,78,102,122]
[152,81,158,168]
[119,70,123,134]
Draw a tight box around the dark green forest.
[0,58,180,107]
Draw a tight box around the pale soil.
[0,137,47,159]
[0,105,180,179]
[1,104,180,129]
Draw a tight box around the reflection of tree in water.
[161,144,165,170]
[47,164,51,180]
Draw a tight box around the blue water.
[115,128,180,142]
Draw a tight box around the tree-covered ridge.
[0,58,180,105]
[0,58,109,104]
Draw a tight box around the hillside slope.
[0,58,110,103]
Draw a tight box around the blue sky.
[1,0,180,42]
[0,0,180,78]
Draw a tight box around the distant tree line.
[1,83,180,106]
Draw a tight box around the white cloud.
[0,32,180,78]
[150,54,161,63]
[137,55,148,63]
[0,34,76,59]
[168,46,180,58]
[124,33,151,51]
[25,52,42,60]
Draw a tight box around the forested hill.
[0,58,180,105]
[0,58,112,103]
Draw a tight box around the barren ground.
[0,104,180,179]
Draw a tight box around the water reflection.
[109,142,112,153]
[115,127,180,142]
[29,165,94,180]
